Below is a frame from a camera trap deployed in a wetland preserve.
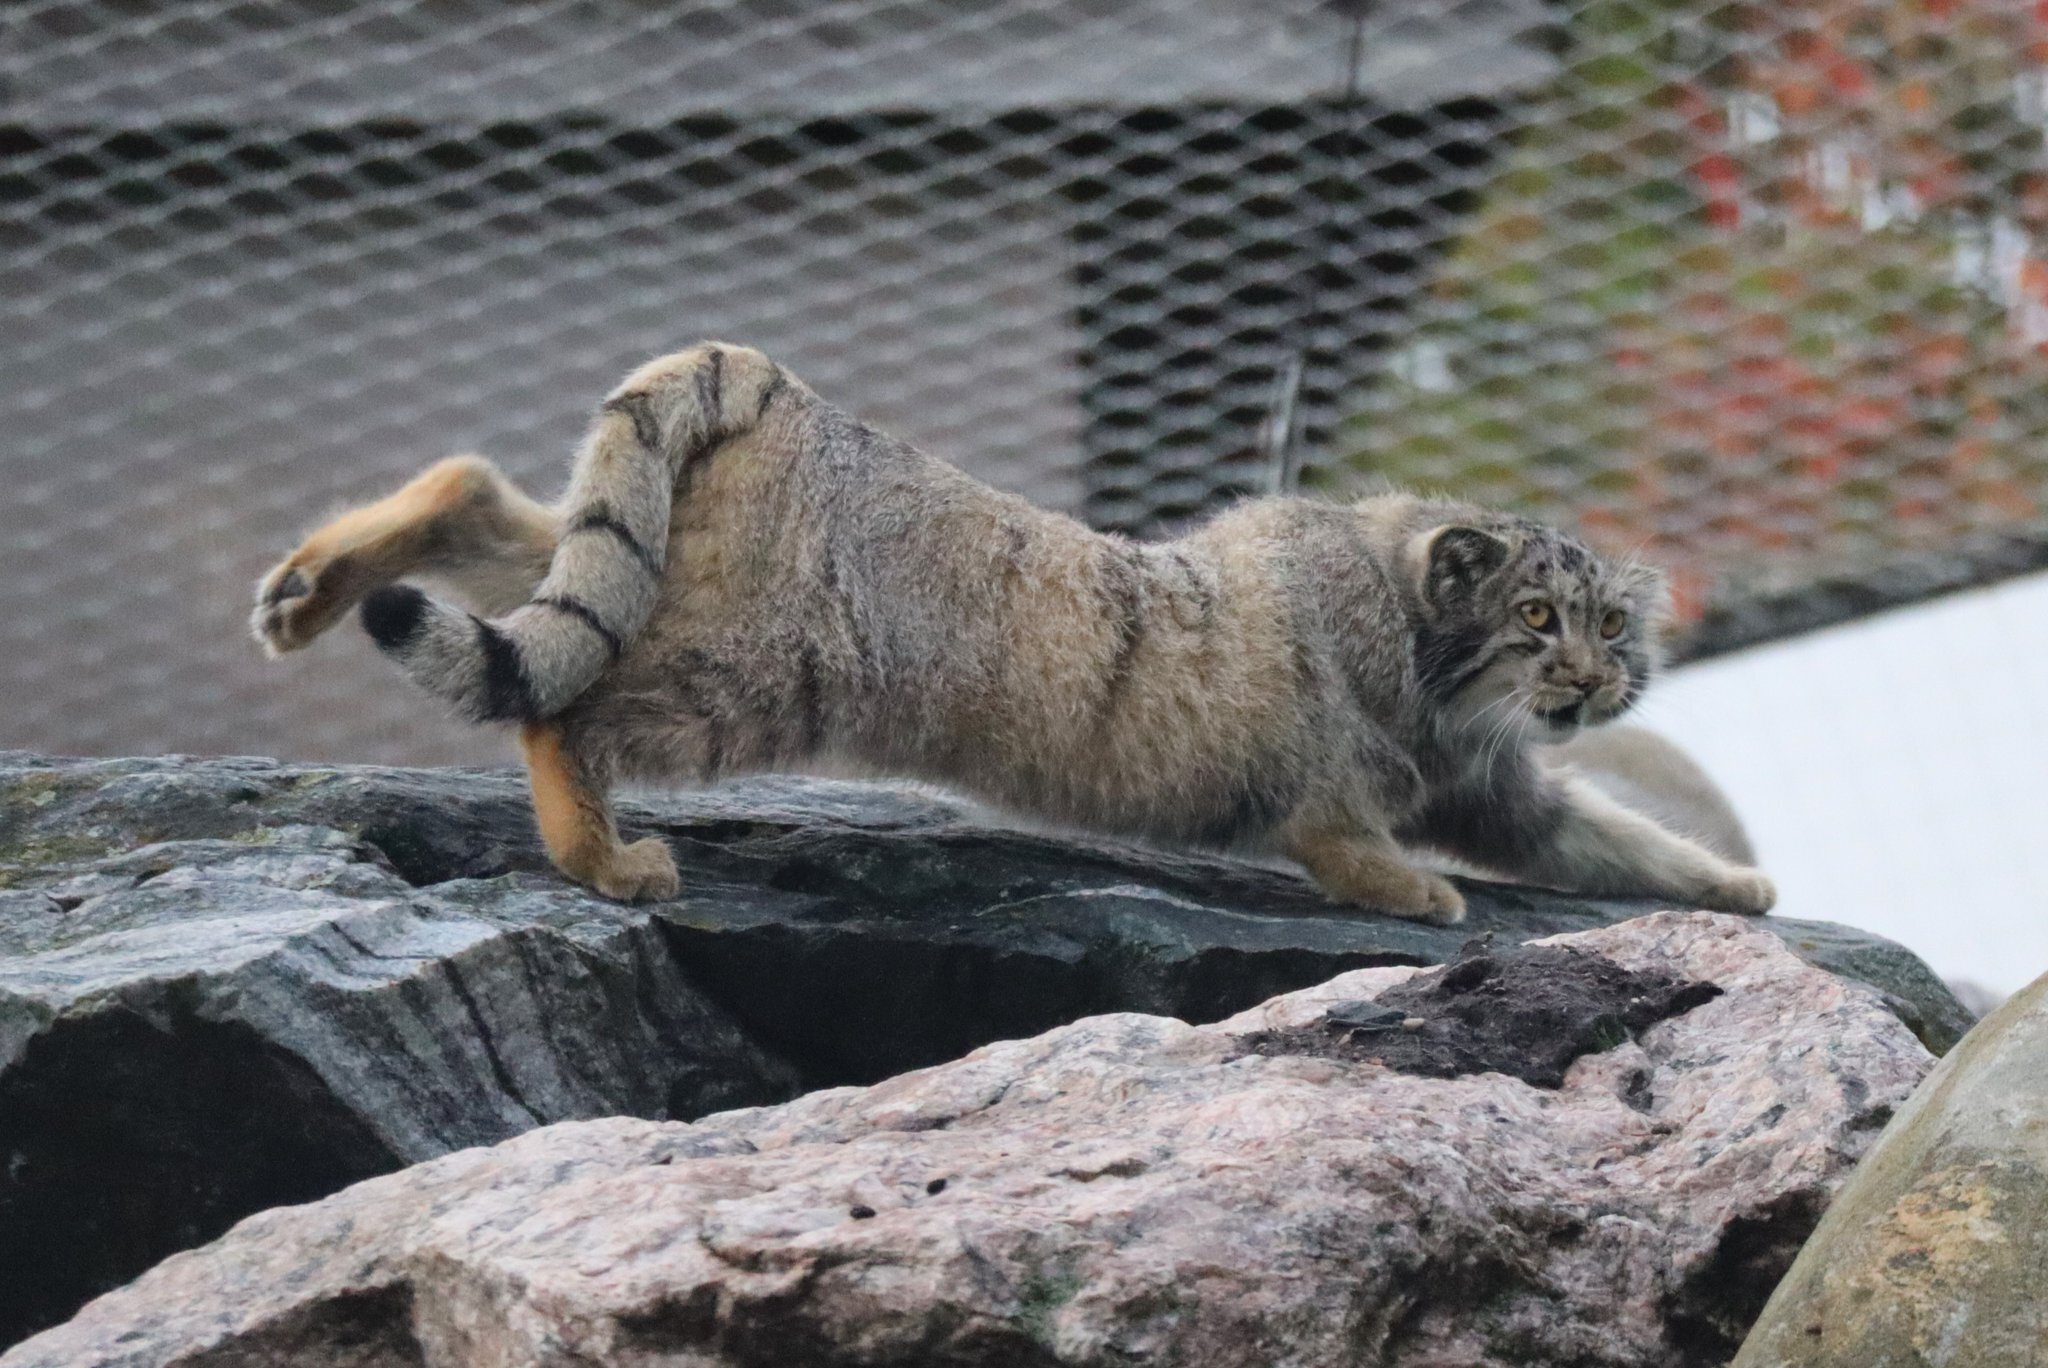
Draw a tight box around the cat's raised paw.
[252,551,360,656]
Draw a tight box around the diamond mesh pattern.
[3,0,2044,764]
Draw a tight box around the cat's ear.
[1618,559,1676,639]
[1410,525,1509,606]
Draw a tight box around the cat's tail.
[361,342,795,722]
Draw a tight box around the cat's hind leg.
[253,454,556,654]
[520,721,681,901]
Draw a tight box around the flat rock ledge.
[0,753,1968,1349]
[4,914,1933,1368]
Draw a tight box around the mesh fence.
[5,0,2048,767]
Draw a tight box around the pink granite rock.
[2,912,1932,1368]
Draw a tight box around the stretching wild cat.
[252,342,1775,926]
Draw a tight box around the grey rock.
[1758,917,1975,1055]
[1,914,1934,1368]
[0,752,1970,1349]
[1734,965,2048,1368]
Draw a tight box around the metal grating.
[4,0,2046,765]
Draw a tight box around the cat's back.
[590,386,1107,721]
[632,381,1063,621]
[1186,494,1419,706]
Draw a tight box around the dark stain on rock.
[1662,1186,1828,1367]
[1237,941,1722,1089]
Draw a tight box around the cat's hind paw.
[587,837,682,903]
[252,549,361,656]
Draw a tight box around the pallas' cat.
[254,343,1775,926]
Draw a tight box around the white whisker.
[1479,685,1532,794]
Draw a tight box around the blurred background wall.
[5,0,2046,989]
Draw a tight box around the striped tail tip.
[361,584,430,652]
[360,585,541,724]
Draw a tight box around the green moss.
[1588,1014,1631,1052]
[0,773,76,825]
[0,773,113,870]
[1016,1262,1085,1348]
[0,830,116,869]
[3,772,63,801]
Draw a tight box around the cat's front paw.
[1297,834,1468,927]
[1403,871,1468,927]
[252,549,361,656]
[1696,867,1776,916]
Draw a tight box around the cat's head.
[1404,518,1668,743]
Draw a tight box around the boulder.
[2,913,1933,1368]
[0,753,1970,1348]
[1733,966,2048,1368]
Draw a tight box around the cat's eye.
[1519,601,1554,632]
[1600,609,1627,640]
